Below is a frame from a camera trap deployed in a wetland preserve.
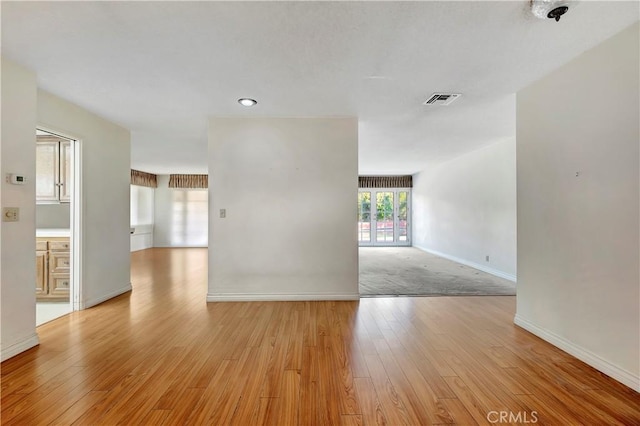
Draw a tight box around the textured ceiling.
[2,1,638,174]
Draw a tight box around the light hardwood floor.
[1,248,638,425]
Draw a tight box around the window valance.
[358,175,412,188]
[169,174,208,189]
[130,169,158,188]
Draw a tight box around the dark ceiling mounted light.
[531,0,572,22]
[547,6,569,21]
[238,98,257,107]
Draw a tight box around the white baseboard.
[207,292,360,302]
[130,246,153,252]
[413,245,517,282]
[130,242,153,252]
[1,333,39,362]
[153,245,208,248]
[514,314,640,392]
[82,283,132,309]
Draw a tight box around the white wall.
[413,138,517,280]
[208,117,359,301]
[38,90,131,309]
[1,59,39,361]
[130,225,153,252]
[36,204,70,229]
[516,23,639,391]
[153,175,208,247]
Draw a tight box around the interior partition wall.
[358,176,412,247]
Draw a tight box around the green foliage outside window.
[376,193,393,220]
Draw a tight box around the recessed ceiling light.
[238,98,257,107]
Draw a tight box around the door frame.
[37,125,83,311]
[358,187,411,247]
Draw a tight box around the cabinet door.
[60,141,72,202]
[49,273,70,297]
[36,251,47,295]
[36,141,60,201]
[49,251,70,273]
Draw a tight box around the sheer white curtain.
[170,189,208,246]
[130,185,154,226]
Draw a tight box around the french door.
[358,188,411,246]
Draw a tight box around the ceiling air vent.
[423,93,461,106]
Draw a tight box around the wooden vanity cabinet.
[36,237,70,301]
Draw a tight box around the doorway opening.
[35,128,80,325]
[358,188,411,246]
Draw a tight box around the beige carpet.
[359,247,516,296]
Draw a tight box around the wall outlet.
[485,255,490,262]
[3,207,19,222]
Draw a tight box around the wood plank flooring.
[1,248,639,425]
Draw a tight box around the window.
[357,192,371,242]
[358,188,411,246]
[170,189,208,246]
[130,185,154,226]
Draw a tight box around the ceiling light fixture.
[238,98,257,107]
[531,0,572,22]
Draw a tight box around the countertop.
[36,228,71,237]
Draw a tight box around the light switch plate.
[3,207,19,222]
[6,174,26,185]
[220,209,226,218]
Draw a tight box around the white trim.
[37,125,83,313]
[207,292,360,302]
[82,283,132,309]
[413,245,517,282]
[72,138,82,312]
[1,333,39,362]
[514,314,640,392]
[153,245,208,248]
